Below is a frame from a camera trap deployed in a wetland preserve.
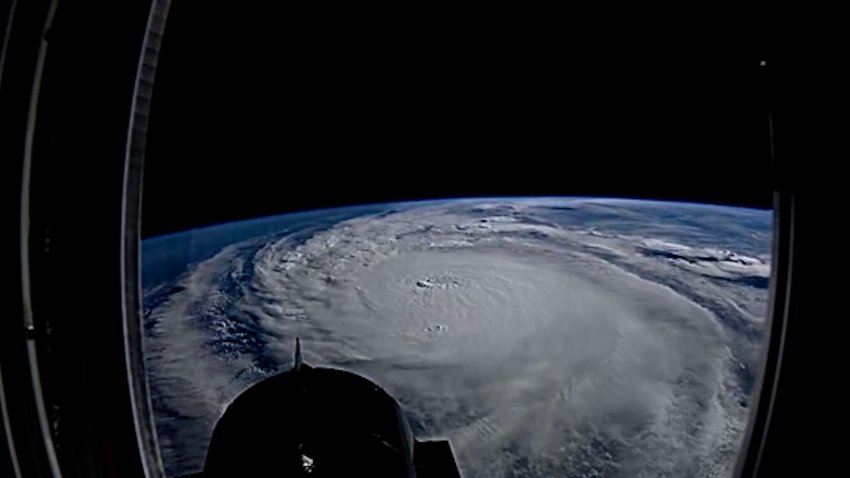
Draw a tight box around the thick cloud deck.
[142,198,771,477]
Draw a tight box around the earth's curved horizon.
[142,197,771,477]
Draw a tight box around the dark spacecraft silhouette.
[195,339,461,478]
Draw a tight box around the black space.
[142,5,773,238]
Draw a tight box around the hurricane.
[142,197,771,477]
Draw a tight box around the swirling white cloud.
[143,198,770,477]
